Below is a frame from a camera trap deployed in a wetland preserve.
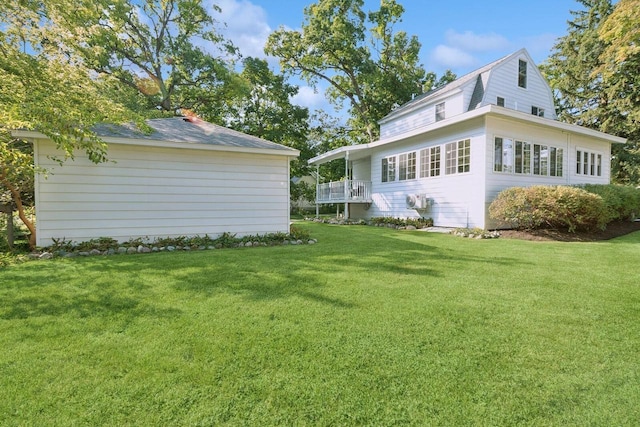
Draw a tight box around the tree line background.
[1,0,639,248]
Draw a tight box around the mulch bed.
[499,220,640,242]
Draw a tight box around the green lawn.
[1,223,639,425]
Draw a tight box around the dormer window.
[518,59,527,88]
[531,106,544,117]
[435,102,445,122]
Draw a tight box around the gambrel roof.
[379,48,535,125]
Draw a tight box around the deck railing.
[316,180,372,204]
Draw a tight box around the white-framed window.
[576,149,603,177]
[494,137,514,173]
[445,139,471,175]
[518,59,527,88]
[399,152,416,181]
[531,106,544,117]
[419,146,441,178]
[494,136,563,177]
[435,102,445,122]
[381,156,396,182]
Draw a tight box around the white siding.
[380,93,465,139]
[484,53,556,119]
[34,139,292,246]
[359,118,487,228]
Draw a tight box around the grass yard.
[1,223,639,425]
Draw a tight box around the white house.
[13,117,299,246]
[309,48,626,229]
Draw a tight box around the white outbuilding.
[14,117,300,246]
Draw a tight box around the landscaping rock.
[107,249,116,255]
[152,247,159,252]
[90,249,102,256]
[166,246,176,252]
[78,251,91,257]
[308,240,316,245]
[118,247,128,254]
[207,246,216,250]
[406,225,417,230]
[39,252,53,260]
[126,247,137,254]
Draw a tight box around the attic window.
[531,106,544,117]
[497,97,505,107]
[518,60,527,88]
[435,102,445,122]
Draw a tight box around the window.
[494,137,514,173]
[420,146,441,178]
[576,149,603,177]
[399,152,416,181]
[495,136,563,177]
[435,102,445,122]
[445,139,471,175]
[497,97,505,107]
[576,150,582,174]
[515,141,531,174]
[381,156,396,182]
[531,106,544,117]
[550,147,562,177]
[430,146,441,177]
[518,59,527,88]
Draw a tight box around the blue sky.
[213,0,582,112]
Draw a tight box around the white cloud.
[430,45,477,69]
[290,86,327,110]
[214,0,272,59]
[444,30,511,52]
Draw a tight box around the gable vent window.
[518,59,527,88]
[531,106,544,117]
[497,97,505,107]
[435,102,445,122]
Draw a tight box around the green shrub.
[369,217,433,228]
[576,184,640,222]
[489,186,608,232]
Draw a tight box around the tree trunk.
[0,176,36,250]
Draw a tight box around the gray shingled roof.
[380,50,519,123]
[93,117,297,153]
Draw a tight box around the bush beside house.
[489,185,640,232]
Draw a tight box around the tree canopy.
[265,0,431,143]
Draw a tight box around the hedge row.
[489,184,640,232]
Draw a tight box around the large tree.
[44,0,239,117]
[265,0,429,143]
[541,0,640,184]
[221,57,311,177]
[596,0,640,183]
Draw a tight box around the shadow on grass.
[0,225,529,318]
[0,261,181,321]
